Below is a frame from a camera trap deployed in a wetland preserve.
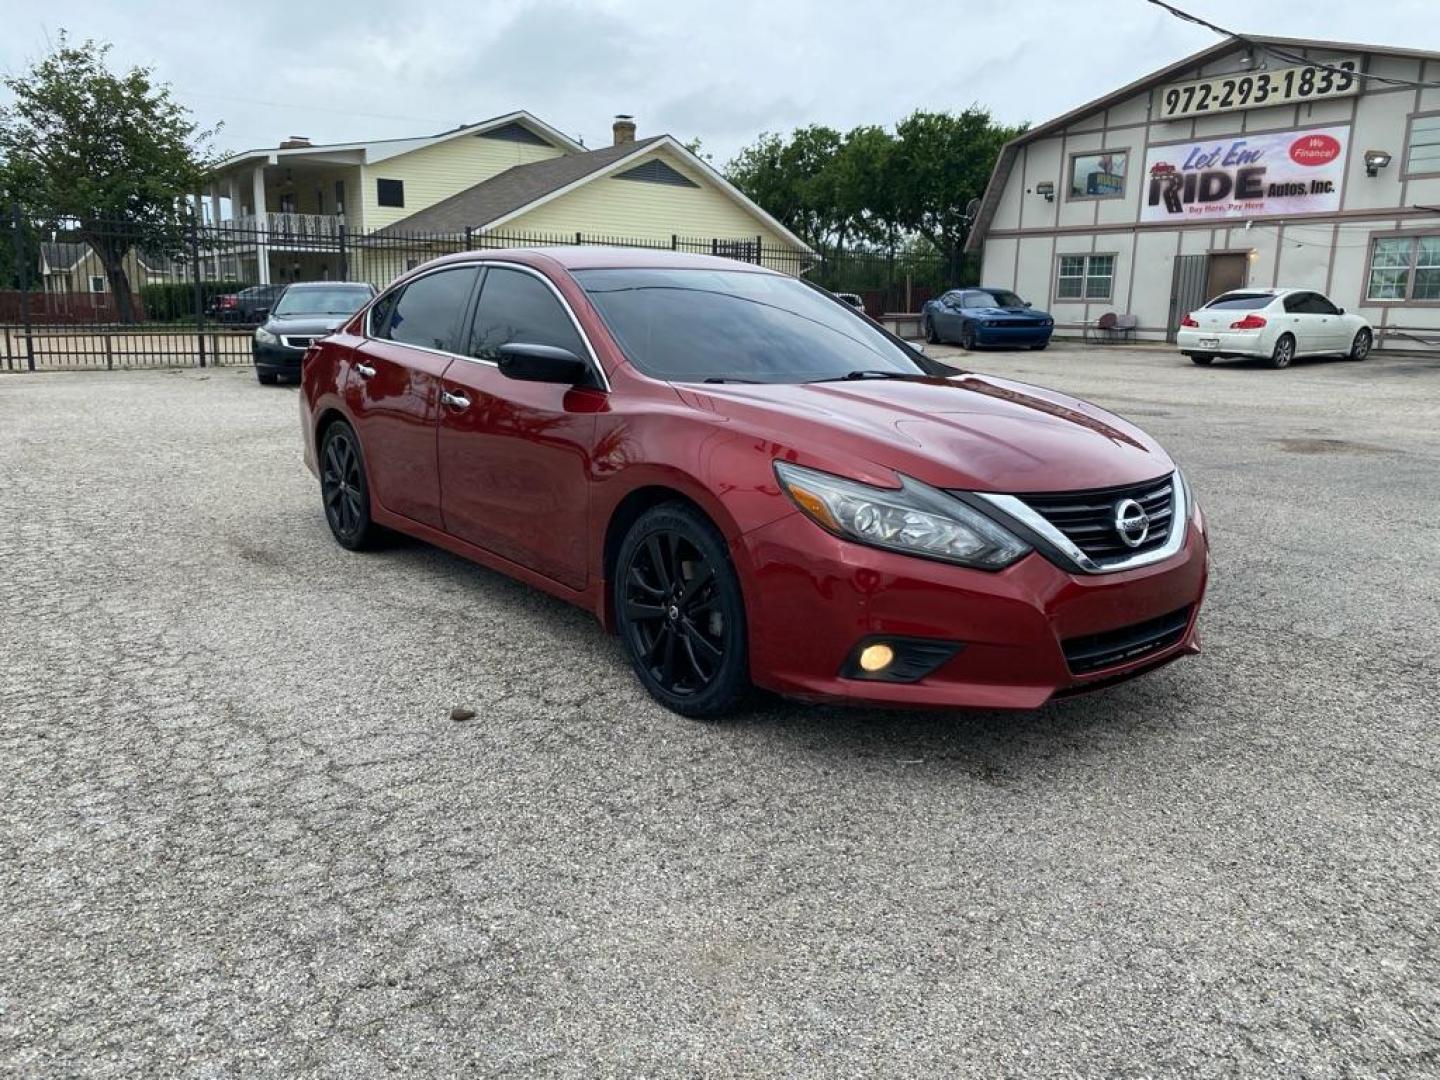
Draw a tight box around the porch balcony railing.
[219,212,345,243]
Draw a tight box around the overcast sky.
[1,0,1437,164]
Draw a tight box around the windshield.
[273,286,372,317]
[1205,293,1273,310]
[966,289,1025,308]
[575,268,931,383]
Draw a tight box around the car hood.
[973,306,1049,319]
[685,374,1172,493]
[264,315,351,335]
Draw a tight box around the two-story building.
[202,111,810,287]
[965,36,1440,352]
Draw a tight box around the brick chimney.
[612,115,636,146]
[279,136,312,149]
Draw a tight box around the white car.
[1177,288,1373,369]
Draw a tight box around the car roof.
[284,280,373,289]
[418,245,780,276]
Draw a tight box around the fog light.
[858,643,895,672]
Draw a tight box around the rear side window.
[1206,293,1273,310]
[468,267,587,362]
[376,267,478,352]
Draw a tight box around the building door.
[1166,254,1209,343]
[1204,253,1248,303]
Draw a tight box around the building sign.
[1156,57,1361,121]
[1141,125,1349,223]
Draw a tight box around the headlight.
[254,327,278,345]
[773,461,1031,570]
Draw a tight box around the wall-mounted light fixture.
[1364,149,1393,177]
[1034,181,1055,202]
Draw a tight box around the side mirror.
[497,342,589,384]
[1336,307,1345,315]
[1023,300,1032,307]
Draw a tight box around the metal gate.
[1166,254,1209,343]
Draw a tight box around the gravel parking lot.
[2,343,1437,1077]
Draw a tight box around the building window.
[90,275,106,293]
[1056,254,1115,301]
[1404,113,1440,176]
[376,178,405,208]
[1366,235,1440,301]
[1068,151,1128,199]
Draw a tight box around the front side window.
[576,268,932,384]
[273,286,374,317]
[468,267,587,362]
[1056,254,1115,301]
[1405,113,1440,175]
[1367,236,1440,301]
[376,267,477,351]
[1069,152,1128,199]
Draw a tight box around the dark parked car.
[210,283,288,324]
[299,248,1207,718]
[253,282,376,384]
[922,287,1054,350]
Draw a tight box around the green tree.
[725,125,851,254]
[0,34,216,321]
[885,107,1026,278]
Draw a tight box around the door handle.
[441,390,471,409]
[355,362,376,378]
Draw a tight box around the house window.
[376,178,405,208]
[1056,254,1115,301]
[1404,113,1440,176]
[334,179,346,218]
[1068,151,1128,199]
[279,192,297,215]
[90,275,106,293]
[1366,235,1440,301]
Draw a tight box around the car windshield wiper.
[701,376,762,384]
[810,369,923,383]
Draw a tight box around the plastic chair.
[1084,311,1118,345]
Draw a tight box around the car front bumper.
[738,505,1208,709]
[1176,329,1265,357]
[253,341,306,373]
[974,324,1053,346]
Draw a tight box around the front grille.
[1021,476,1175,564]
[987,318,1038,327]
[1062,606,1192,675]
[281,335,319,350]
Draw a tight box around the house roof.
[964,35,1440,253]
[374,134,814,254]
[209,110,585,174]
[377,136,666,233]
[40,242,88,273]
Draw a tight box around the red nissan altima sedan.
[299,248,1208,718]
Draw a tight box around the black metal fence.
[1,211,970,372]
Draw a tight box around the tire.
[257,370,279,385]
[1030,343,1049,351]
[614,503,749,719]
[924,315,941,345]
[1189,353,1214,366]
[1348,328,1372,361]
[319,421,381,551]
[959,322,977,351]
[1268,334,1295,370]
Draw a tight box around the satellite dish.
[964,197,981,219]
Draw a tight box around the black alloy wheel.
[959,321,977,350]
[320,422,379,550]
[1349,328,1372,361]
[1190,353,1214,366]
[257,370,279,385]
[1269,334,1295,369]
[925,315,941,345]
[615,504,748,718]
